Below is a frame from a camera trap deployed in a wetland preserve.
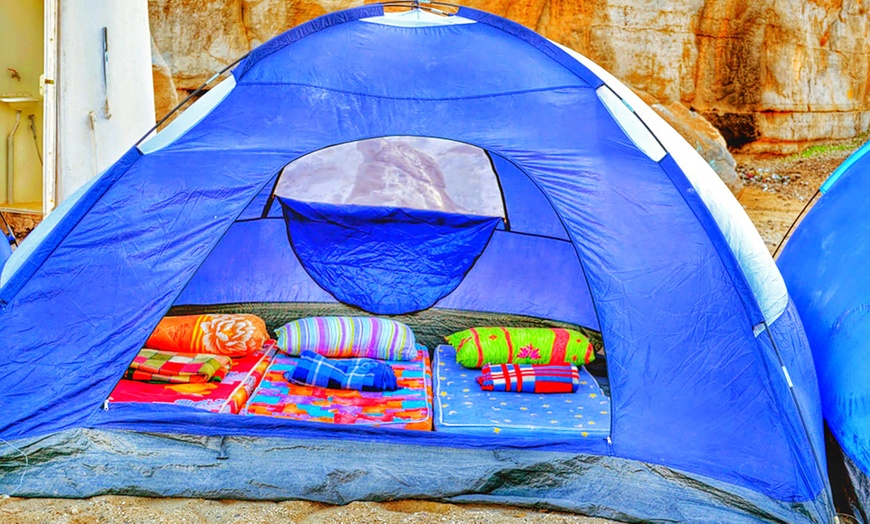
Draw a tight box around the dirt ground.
[734,145,859,255]
[0,497,614,524]
[0,145,860,523]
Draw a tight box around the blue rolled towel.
[286,350,398,391]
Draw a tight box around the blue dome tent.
[0,213,14,274]
[0,232,10,274]
[778,140,870,520]
[0,5,831,522]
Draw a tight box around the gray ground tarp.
[0,429,823,523]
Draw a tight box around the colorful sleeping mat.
[108,343,278,414]
[241,346,433,430]
[433,345,611,438]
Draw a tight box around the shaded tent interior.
[173,135,609,381]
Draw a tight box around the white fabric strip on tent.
[361,9,476,27]
[596,85,666,162]
[138,76,237,155]
[553,42,789,327]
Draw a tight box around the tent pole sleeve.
[762,322,836,522]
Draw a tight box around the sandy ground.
[734,146,858,254]
[0,497,613,524]
[0,145,861,523]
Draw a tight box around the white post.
[42,0,58,214]
[55,0,154,204]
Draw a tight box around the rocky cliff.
[148,0,870,191]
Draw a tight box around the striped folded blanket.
[276,316,418,361]
[476,363,580,394]
[124,348,232,384]
[286,350,398,392]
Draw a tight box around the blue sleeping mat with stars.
[432,345,611,438]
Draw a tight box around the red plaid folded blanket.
[110,342,277,413]
[476,363,580,394]
[124,348,232,384]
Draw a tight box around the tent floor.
[0,428,824,524]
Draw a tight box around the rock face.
[148,0,334,92]
[151,36,178,121]
[693,0,870,153]
[147,0,869,185]
[635,90,742,193]
[2,211,40,240]
[488,0,870,153]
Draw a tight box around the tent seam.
[233,5,385,81]
[480,153,612,444]
[234,82,588,102]
[658,155,765,323]
[455,7,603,89]
[761,320,836,519]
[657,154,826,504]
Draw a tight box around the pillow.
[445,327,594,368]
[145,314,268,357]
[275,316,418,361]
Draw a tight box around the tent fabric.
[0,233,10,272]
[0,5,829,521]
[820,140,870,193]
[178,224,599,329]
[778,141,870,515]
[554,44,789,326]
[489,153,569,239]
[137,76,238,156]
[279,198,501,314]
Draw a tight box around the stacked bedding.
[114,312,610,439]
[241,348,433,430]
[123,349,232,384]
[433,344,610,438]
[109,343,277,414]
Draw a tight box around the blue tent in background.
[779,140,870,521]
[0,233,10,274]
[0,213,13,274]
[0,5,832,522]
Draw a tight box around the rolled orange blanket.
[145,314,268,357]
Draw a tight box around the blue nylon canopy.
[778,141,870,513]
[279,198,501,314]
[0,235,10,273]
[0,5,828,521]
